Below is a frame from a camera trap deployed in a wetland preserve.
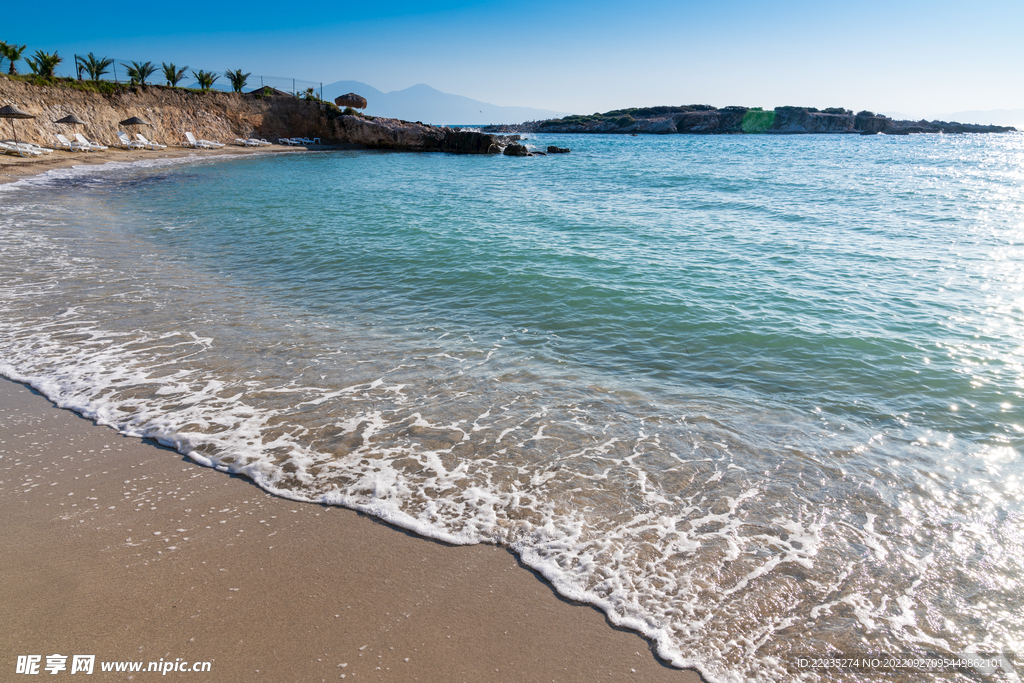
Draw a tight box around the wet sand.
[0,378,704,680]
[0,143,315,186]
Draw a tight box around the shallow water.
[2,134,1022,682]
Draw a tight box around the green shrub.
[741,108,775,133]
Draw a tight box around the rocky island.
[483,105,1017,135]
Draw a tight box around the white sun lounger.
[74,133,108,151]
[0,141,42,157]
[115,131,146,149]
[184,131,224,148]
[136,133,167,150]
[3,140,53,154]
[183,132,210,148]
[25,141,54,154]
[233,138,260,147]
[55,134,89,152]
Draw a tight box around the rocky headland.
[483,105,1017,135]
[0,76,517,154]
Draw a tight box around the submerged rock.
[440,129,508,154]
[503,143,531,157]
[547,146,570,153]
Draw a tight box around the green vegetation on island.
[740,108,775,133]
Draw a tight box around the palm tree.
[77,53,114,82]
[3,43,28,75]
[122,60,157,85]
[162,62,188,87]
[225,68,250,93]
[191,70,218,91]
[26,50,62,79]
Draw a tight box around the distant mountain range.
[320,81,566,126]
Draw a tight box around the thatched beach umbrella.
[119,115,151,132]
[119,116,151,144]
[56,113,88,126]
[0,104,36,156]
[55,113,88,137]
[335,93,368,109]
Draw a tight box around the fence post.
[293,78,295,96]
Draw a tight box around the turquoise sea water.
[1,133,1022,682]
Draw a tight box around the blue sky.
[5,0,1023,117]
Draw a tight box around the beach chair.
[4,140,52,154]
[136,133,167,150]
[277,138,301,146]
[255,139,272,146]
[183,132,209,148]
[55,133,88,151]
[233,138,259,147]
[115,131,146,149]
[1,141,42,157]
[185,131,225,148]
[74,133,108,151]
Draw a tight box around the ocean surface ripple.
[2,134,1022,682]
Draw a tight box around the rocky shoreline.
[483,105,1017,135]
[0,76,518,155]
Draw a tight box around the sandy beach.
[0,143,314,186]
[0,139,703,683]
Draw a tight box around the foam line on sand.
[0,377,701,682]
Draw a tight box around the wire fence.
[50,56,323,98]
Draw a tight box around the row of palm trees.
[0,42,60,77]
[1,41,253,92]
[76,54,252,92]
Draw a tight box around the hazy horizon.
[7,0,1022,119]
